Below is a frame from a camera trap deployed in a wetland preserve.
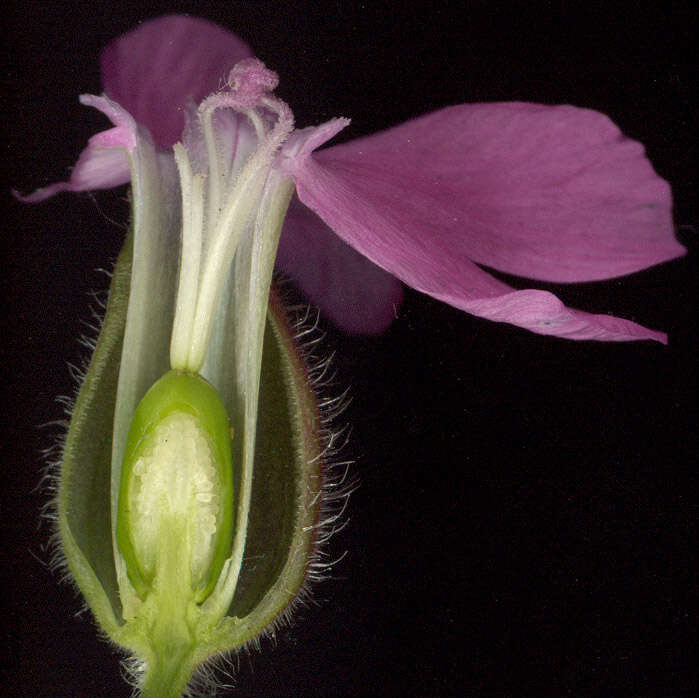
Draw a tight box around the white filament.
[170,144,204,370]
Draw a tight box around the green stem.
[137,521,200,696]
[140,649,195,698]
[139,599,196,698]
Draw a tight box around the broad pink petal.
[288,104,679,342]
[14,94,133,202]
[101,15,253,148]
[292,102,683,285]
[277,197,404,334]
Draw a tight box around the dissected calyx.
[56,58,326,697]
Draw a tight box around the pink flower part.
[14,95,135,202]
[289,103,685,342]
[277,197,404,334]
[101,15,253,147]
[17,14,684,341]
[224,58,279,110]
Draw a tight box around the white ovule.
[129,412,220,585]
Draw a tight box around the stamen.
[246,109,267,144]
[170,58,296,372]
[186,159,269,370]
[198,60,278,235]
[201,107,224,232]
[170,144,204,370]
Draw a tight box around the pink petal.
[293,102,684,284]
[277,197,404,334]
[288,104,680,342]
[429,263,669,343]
[101,15,253,148]
[14,94,134,202]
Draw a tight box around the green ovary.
[116,370,235,606]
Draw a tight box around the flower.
[19,14,684,343]
[17,14,686,695]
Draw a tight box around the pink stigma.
[226,58,279,111]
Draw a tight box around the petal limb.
[101,15,254,147]
[13,94,134,202]
[290,102,684,286]
[289,105,678,342]
[432,269,669,343]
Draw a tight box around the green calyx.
[116,369,235,605]
[56,236,326,695]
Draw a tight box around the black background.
[2,2,696,695]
